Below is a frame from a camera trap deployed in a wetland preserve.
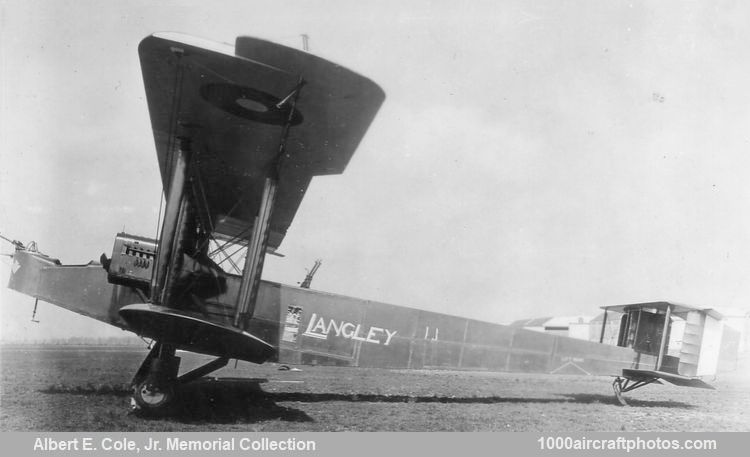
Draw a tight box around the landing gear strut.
[130,342,229,416]
[131,343,180,415]
[612,376,659,407]
[612,377,628,406]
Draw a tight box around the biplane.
[3,33,726,414]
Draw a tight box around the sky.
[1,0,750,341]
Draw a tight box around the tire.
[132,379,175,416]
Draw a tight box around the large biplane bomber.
[2,33,729,414]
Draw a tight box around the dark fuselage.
[8,247,649,375]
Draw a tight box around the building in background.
[510,315,594,338]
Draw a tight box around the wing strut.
[233,77,305,329]
[233,176,277,327]
[655,303,672,370]
[151,137,192,305]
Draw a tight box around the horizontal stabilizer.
[622,369,715,389]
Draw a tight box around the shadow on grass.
[170,378,313,423]
[41,378,313,424]
[561,393,694,409]
[41,383,131,397]
[264,392,693,409]
[39,378,694,424]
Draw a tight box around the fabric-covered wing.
[139,33,385,249]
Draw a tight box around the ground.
[0,345,748,432]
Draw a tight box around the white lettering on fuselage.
[302,313,397,346]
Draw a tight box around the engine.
[107,232,158,288]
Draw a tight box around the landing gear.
[133,379,175,410]
[130,342,230,416]
[612,377,628,406]
[612,376,659,407]
[130,343,180,415]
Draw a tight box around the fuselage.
[8,237,648,375]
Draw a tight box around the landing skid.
[130,342,229,416]
[612,376,659,406]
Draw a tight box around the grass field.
[1,345,748,431]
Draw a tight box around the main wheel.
[132,379,175,415]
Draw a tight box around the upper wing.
[139,33,385,249]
